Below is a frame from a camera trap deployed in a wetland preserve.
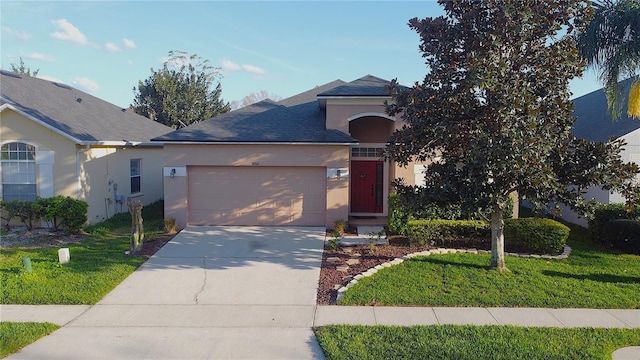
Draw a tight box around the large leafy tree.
[132,50,230,128]
[386,0,640,272]
[576,0,640,119]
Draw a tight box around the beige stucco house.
[154,75,427,229]
[0,70,172,224]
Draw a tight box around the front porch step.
[339,225,388,246]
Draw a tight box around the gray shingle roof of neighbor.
[0,70,172,144]
[572,78,640,143]
[317,74,393,97]
[154,79,359,143]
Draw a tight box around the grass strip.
[314,325,640,360]
[0,322,60,358]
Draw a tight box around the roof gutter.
[151,141,358,146]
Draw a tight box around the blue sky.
[1,1,603,109]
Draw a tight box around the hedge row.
[587,203,640,253]
[407,218,569,255]
[388,193,514,236]
[0,196,88,234]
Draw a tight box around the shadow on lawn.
[542,270,640,284]
[412,256,491,270]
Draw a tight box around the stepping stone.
[326,257,340,264]
[346,258,360,265]
[350,253,362,258]
[336,265,349,272]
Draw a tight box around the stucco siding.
[80,146,164,223]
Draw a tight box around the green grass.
[314,325,640,360]
[340,223,640,308]
[0,322,60,358]
[0,201,164,305]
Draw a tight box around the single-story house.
[560,80,640,226]
[154,75,427,229]
[0,70,172,224]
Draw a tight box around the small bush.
[328,230,340,250]
[407,219,489,246]
[164,218,177,234]
[333,219,346,234]
[588,203,640,243]
[600,219,640,254]
[504,218,569,255]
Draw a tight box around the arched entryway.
[348,114,394,215]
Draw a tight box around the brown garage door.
[188,166,326,226]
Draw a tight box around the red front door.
[351,161,383,213]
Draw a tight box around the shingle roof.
[0,70,172,144]
[572,78,640,142]
[154,79,357,143]
[317,75,393,97]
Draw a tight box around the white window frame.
[1,141,38,201]
[130,158,142,195]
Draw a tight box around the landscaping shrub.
[599,219,640,254]
[588,203,640,243]
[504,218,569,255]
[0,199,43,230]
[407,219,489,246]
[0,196,87,234]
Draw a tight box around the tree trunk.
[127,200,144,254]
[490,205,507,273]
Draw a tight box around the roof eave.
[152,140,358,146]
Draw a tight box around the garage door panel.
[188,166,326,226]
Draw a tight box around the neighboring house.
[560,80,640,226]
[0,70,172,224]
[154,75,427,229]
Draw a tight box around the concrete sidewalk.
[3,304,639,329]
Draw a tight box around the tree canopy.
[386,0,640,272]
[576,0,640,119]
[10,57,39,76]
[132,50,230,128]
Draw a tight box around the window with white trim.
[1,142,37,201]
[351,147,384,158]
[130,159,141,194]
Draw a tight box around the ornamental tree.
[386,0,640,272]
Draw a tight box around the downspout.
[76,144,91,199]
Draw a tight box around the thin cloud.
[123,38,136,48]
[217,39,307,74]
[242,64,265,75]
[106,42,121,53]
[221,59,241,72]
[2,26,31,41]
[51,19,91,46]
[26,52,55,62]
[221,59,266,76]
[72,77,99,92]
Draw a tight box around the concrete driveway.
[9,226,327,360]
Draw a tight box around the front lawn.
[0,201,167,305]
[314,325,640,360]
[339,224,640,308]
[0,322,59,358]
